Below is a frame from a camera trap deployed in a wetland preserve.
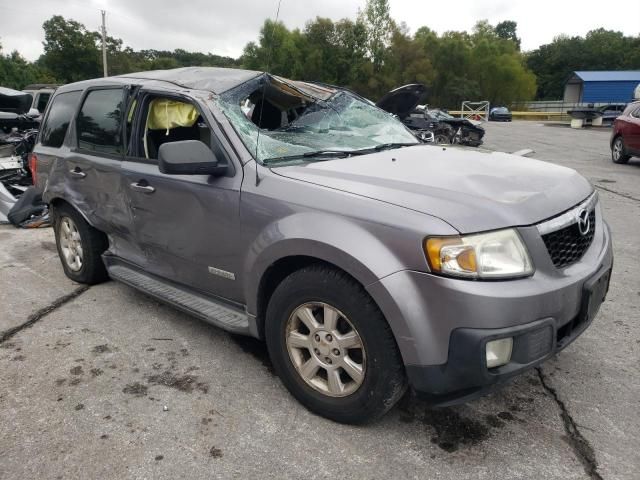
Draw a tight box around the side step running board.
[106,261,250,334]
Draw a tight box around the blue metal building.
[564,71,640,103]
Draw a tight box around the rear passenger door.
[63,86,132,237]
[36,90,83,191]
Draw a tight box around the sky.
[1,0,639,61]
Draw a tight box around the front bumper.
[367,219,613,404]
[408,261,611,405]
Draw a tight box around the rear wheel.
[612,136,630,164]
[265,265,407,424]
[53,204,109,284]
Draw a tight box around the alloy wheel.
[285,302,366,397]
[613,138,623,161]
[58,216,83,272]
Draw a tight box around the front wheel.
[265,265,407,424]
[612,136,630,164]
[434,133,451,144]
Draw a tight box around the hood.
[376,84,426,120]
[273,145,592,233]
[0,87,32,114]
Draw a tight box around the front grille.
[541,209,596,268]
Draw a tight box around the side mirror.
[158,140,227,176]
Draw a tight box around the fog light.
[486,337,513,368]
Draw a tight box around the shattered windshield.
[217,75,418,164]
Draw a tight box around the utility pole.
[100,10,108,77]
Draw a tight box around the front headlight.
[424,229,533,279]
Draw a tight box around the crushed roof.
[118,67,262,93]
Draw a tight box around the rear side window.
[77,89,125,155]
[36,93,51,113]
[40,91,82,148]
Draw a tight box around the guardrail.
[448,111,570,120]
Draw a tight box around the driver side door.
[119,90,244,303]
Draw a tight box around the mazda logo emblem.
[577,208,590,236]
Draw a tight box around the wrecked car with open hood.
[422,106,485,146]
[376,83,453,144]
[0,87,46,225]
[33,67,612,423]
[0,86,41,132]
[376,83,485,146]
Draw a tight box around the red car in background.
[611,101,640,164]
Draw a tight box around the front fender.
[243,212,406,315]
[239,163,459,364]
[241,210,452,366]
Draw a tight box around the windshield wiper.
[263,150,352,165]
[263,143,418,165]
[372,142,418,151]
[346,142,418,155]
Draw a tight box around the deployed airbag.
[147,98,198,131]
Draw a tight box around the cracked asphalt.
[1,122,638,479]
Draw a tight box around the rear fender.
[47,194,95,227]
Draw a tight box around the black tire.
[53,203,109,284]
[265,265,407,424]
[612,136,630,164]
[434,134,450,144]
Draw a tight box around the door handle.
[69,168,86,178]
[130,182,155,194]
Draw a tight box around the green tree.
[380,23,435,98]
[332,18,369,88]
[240,20,305,78]
[3,13,543,109]
[301,17,339,82]
[527,29,640,99]
[468,21,535,105]
[359,0,394,73]
[429,31,478,107]
[40,15,101,82]
[495,20,521,50]
[414,21,535,107]
[0,43,55,89]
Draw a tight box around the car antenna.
[255,0,283,186]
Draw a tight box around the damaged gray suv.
[33,68,613,423]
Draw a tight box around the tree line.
[1,0,639,107]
